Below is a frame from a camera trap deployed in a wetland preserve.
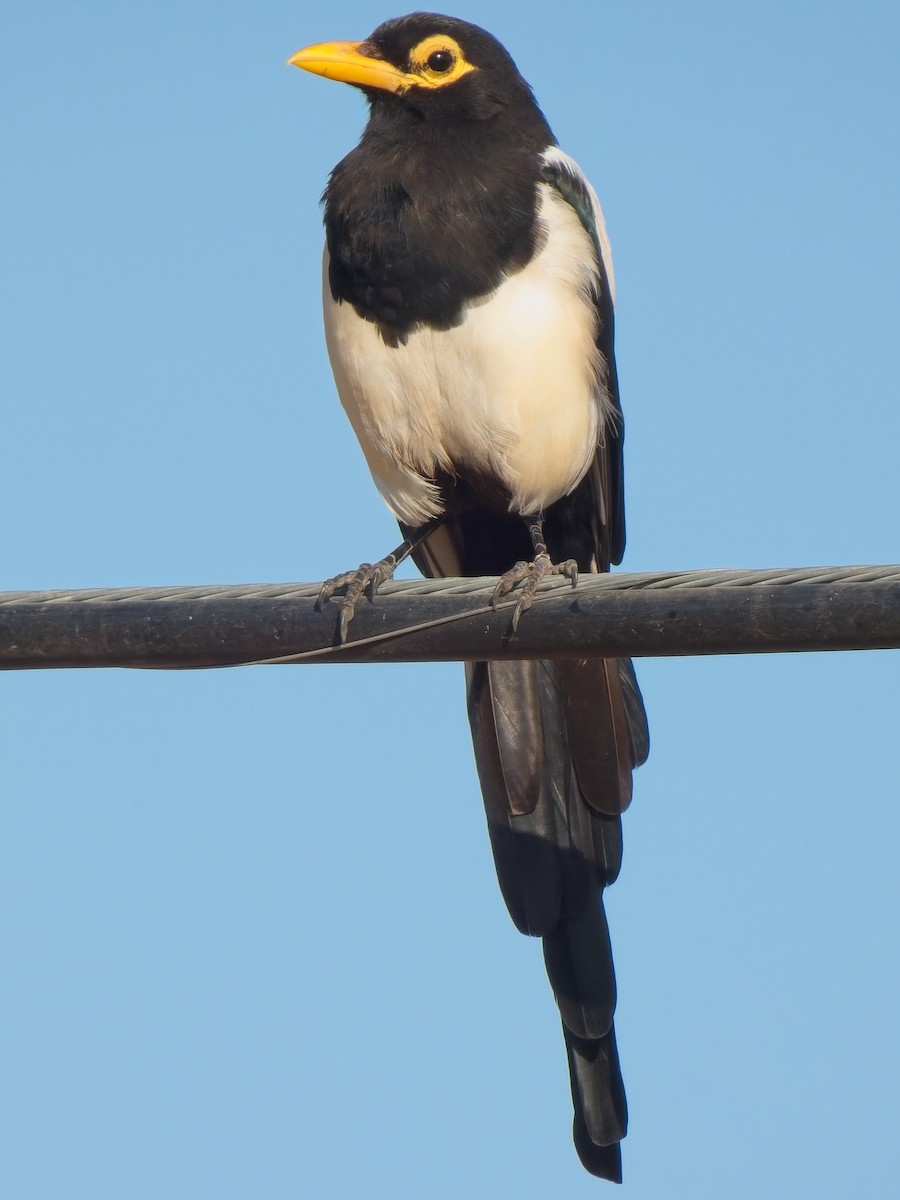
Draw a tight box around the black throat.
[323,91,554,336]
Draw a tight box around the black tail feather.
[466,654,642,1178]
[543,895,616,1042]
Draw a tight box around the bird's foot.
[315,517,448,644]
[492,552,578,633]
[316,554,399,644]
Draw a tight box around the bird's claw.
[316,554,399,643]
[492,552,578,632]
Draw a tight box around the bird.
[289,13,649,1182]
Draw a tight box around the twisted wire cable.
[2,564,899,668]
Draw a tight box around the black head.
[290,12,546,127]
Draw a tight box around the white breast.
[322,183,613,528]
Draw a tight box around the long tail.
[466,654,648,1182]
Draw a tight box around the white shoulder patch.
[541,146,616,304]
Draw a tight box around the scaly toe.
[315,567,366,612]
[366,554,398,600]
[493,552,579,631]
[558,559,579,588]
[316,555,401,643]
[492,560,533,607]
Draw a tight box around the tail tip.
[573,1113,624,1182]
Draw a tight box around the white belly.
[322,184,612,528]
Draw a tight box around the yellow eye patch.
[407,35,477,88]
[289,33,477,96]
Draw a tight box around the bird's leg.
[316,515,446,644]
[492,512,578,633]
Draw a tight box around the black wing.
[541,146,625,572]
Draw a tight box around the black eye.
[427,49,454,72]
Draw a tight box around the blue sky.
[3,2,900,1196]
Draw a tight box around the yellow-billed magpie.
[290,13,649,1182]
